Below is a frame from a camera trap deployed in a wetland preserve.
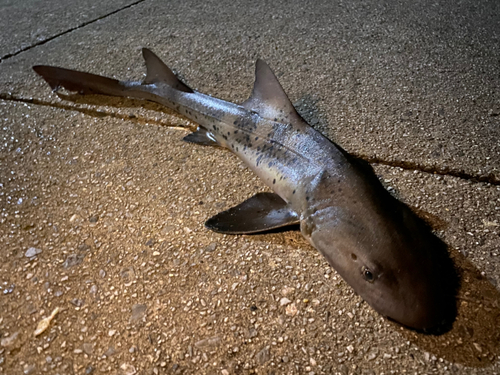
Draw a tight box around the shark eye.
[362,267,374,282]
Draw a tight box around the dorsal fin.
[242,59,304,124]
[142,48,193,93]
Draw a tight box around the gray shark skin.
[33,49,458,333]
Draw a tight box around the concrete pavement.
[1,0,499,374]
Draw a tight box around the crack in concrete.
[1,93,499,186]
[0,92,190,129]
[352,153,500,186]
[0,0,147,62]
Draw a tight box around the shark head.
[302,170,459,333]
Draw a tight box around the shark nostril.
[351,253,357,260]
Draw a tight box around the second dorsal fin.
[242,59,304,125]
[142,48,193,93]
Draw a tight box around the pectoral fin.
[183,126,221,147]
[205,192,299,234]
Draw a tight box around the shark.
[33,48,459,333]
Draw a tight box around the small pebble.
[256,346,271,365]
[1,331,19,347]
[281,287,295,296]
[104,346,116,357]
[119,363,136,375]
[285,303,298,316]
[63,253,85,268]
[195,336,221,350]
[70,298,85,307]
[366,350,378,361]
[83,343,94,355]
[205,242,217,252]
[23,364,36,374]
[130,304,147,322]
[25,247,42,258]
[280,298,291,306]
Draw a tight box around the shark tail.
[32,64,127,96]
[33,48,193,97]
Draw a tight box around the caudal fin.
[32,65,128,96]
[33,48,193,97]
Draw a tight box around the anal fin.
[205,192,299,234]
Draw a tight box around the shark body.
[33,49,458,332]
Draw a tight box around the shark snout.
[388,300,457,333]
[384,273,458,333]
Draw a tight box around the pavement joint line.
[0,0,147,63]
[2,92,499,187]
[0,92,191,130]
[351,153,500,187]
